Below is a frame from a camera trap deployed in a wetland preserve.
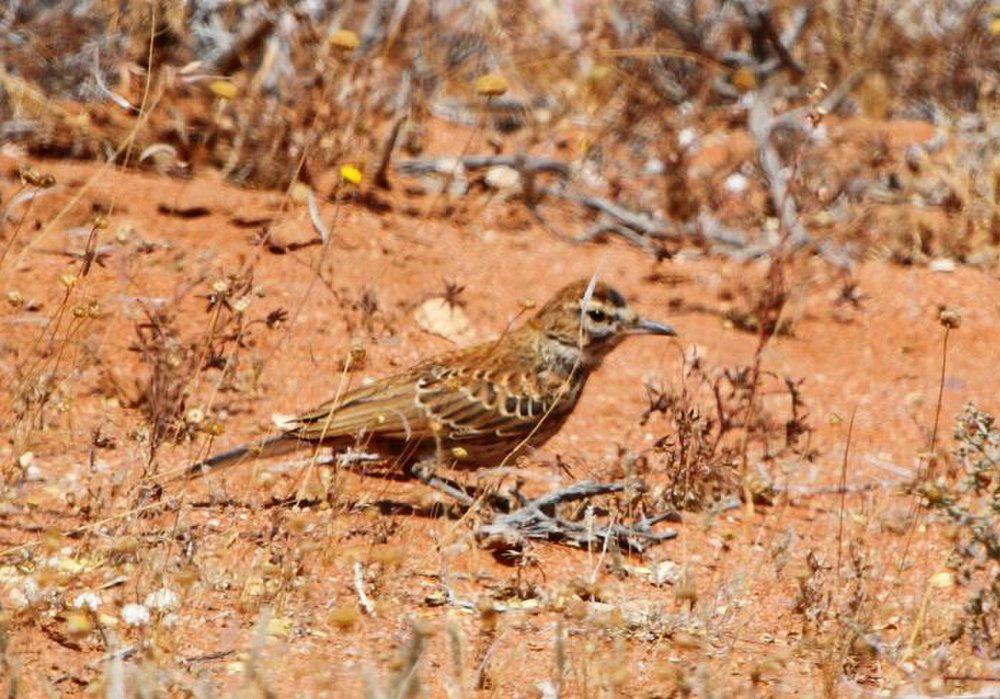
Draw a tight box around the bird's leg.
[409,458,476,508]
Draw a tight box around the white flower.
[144,588,179,612]
[72,591,101,611]
[161,612,179,628]
[121,603,150,627]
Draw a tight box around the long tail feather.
[181,435,304,481]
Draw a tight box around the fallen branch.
[747,70,854,270]
[577,217,667,256]
[353,561,377,616]
[473,480,677,554]
[541,186,747,250]
[397,155,570,179]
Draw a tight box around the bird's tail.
[180,435,305,481]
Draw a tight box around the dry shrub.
[637,350,813,510]
[925,403,1000,657]
[2,1,996,189]
[98,268,270,470]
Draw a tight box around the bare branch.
[473,480,678,554]
[397,155,570,179]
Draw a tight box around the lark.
[184,279,676,480]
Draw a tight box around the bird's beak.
[631,316,677,336]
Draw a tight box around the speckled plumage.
[184,279,676,479]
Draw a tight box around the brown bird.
[183,279,676,481]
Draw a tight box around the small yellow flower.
[340,164,363,185]
[475,72,508,97]
[209,80,238,100]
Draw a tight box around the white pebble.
[484,165,520,190]
[929,258,955,273]
[724,172,749,194]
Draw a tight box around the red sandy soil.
[0,147,997,696]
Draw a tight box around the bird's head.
[530,279,676,366]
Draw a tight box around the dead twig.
[353,561,377,616]
[397,155,570,179]
[541,186,746,250]
[473,480,677,554]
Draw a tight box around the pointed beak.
[631,316,677,336]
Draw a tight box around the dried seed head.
[65,610,94,638]
[938,308,962,329]
[475,72,508,97]
[209,80,238,100]
[328,604,360,630]
[731,66,757,93]
[329,29,360,52]
[348,345,368,368]
[19,165,55,188]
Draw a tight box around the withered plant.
[638,347,812,510]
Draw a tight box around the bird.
[182,279,676,482]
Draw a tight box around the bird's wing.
[283,372,430,442]
[282,363,557,444]
[415,366,554,442]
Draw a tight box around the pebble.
[929,258,955,273]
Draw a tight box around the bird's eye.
[587,308,608,323]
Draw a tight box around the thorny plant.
[636,348,812,510]
[923,403,1000,657]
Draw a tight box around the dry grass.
[1,1,999,696]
